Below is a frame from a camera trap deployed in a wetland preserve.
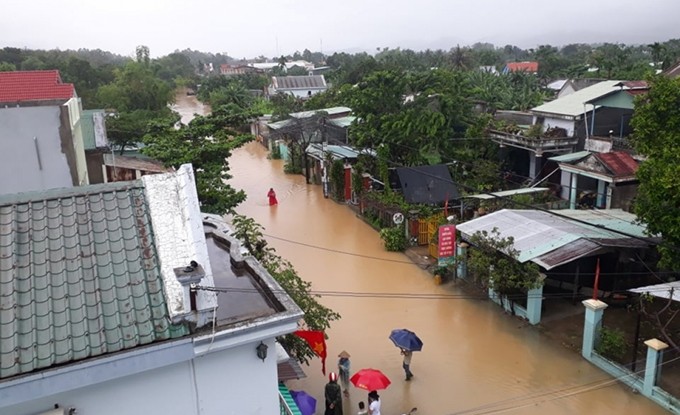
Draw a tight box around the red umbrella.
[350,368,391,390]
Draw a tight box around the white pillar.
[569,173,578,210]
[596,180,606,208]
[642,338,669,396]
[581,299,608,360]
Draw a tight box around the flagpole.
[592,257,601,300]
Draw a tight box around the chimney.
[174,261,206,312]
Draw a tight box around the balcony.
[489,129,579,156]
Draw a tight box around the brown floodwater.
[177,93,667,415]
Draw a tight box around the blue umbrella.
[290,390,317,415]
[389,329,423,352]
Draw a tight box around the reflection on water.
[179,93,666,415]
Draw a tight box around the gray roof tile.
[0,181,188,380]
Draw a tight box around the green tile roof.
[0,181,188,380]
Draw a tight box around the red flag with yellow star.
[294,330,327,374]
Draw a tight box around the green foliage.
[97,61,174,112]
[231,216,340,365]
[0,62,16,72]
[466,228,543,297]
[106,109,170,153]
[630,76,680,271]
[595,327,627,361]
[349,69,474,166]
[142,104,257,215]
[379,225,407,252]
[329,159,345,200]
[270,92,304,120]
[270,142,282,160]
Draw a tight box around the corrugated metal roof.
[305,143,372,160]
[629,281,680,302]
[0,181,188,380]
[327,115,356,128]
[103,153,171,173]
[81,109,107,150]
[457,209,652,270]
[289,107,351,119]
[595,152,638,177]
[272,75,326,90]
[532,81,623,118]
[394,165,460,205]
[548,151,591,162]
[464,187,550,200]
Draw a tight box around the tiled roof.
[0,182,188,380]
[505,61,538,73]
[0,70,75,103]
[595,151,638,177]
[272,75,326,90]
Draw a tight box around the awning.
[276,342,307,381]
[464,187,550,200]
[629,281,680,302]
[457,209,654,270]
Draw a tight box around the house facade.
[0,70,89,194]
[0,165,303,415]
[490,80,642,181]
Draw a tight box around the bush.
[270,143,282,160]
[380,225,407,252]
[596,327,627,361]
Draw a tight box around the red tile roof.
[0,70,75,103]
[595,151,638,177]
[505,61,539,73]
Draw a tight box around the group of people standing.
[325,349,415,415]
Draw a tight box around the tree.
[349,69,474,165]
[0,62,16,72]
[142,104,257,214]
[465,228,543,310]
[630,76,680,271]
[97,61,173,112]
[231,215,340,365]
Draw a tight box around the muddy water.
[178,93,666,415]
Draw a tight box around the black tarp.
[390,165,460,205]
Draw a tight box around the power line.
[447,354,680,415]
[261,231,676,277]
[194,284,679,301]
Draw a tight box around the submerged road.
[176,92,666,415]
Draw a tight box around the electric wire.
[446,354,680,415]
[194,285,678,301]
[259,231,677,277]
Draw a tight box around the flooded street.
[178,93,667,415]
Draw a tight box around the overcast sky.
[2,0,678,59]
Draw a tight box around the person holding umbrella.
[389,329,423,381]
[324,372,343,415]
[337,350,351,397]
[400,348,414,381]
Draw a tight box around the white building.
[0,165,303,415]
[0,70,89,194]
[268,75,328,99]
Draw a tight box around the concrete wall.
[542,116,576,136]
[64,98,89,185]
[0,106,76,194]
[3,339,280,415]
[611,182,639,212]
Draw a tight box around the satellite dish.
[393,212,404,225]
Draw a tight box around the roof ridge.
[0,180,144,206]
